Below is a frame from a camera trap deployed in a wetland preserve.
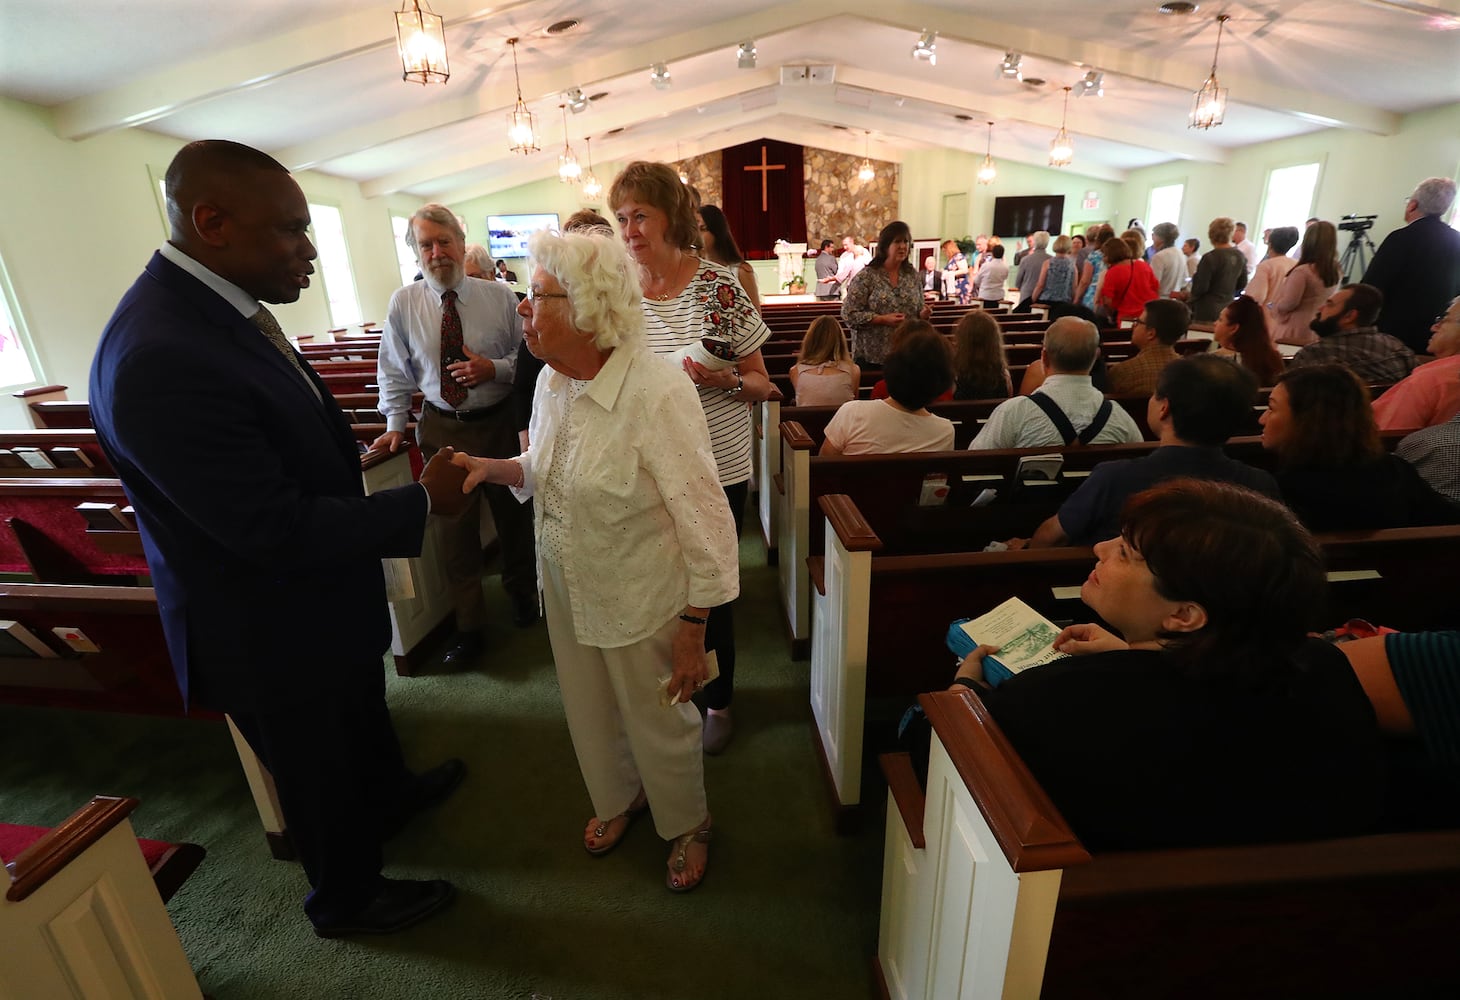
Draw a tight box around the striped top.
[643,259,772,485]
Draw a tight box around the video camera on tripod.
[1339,213,1378,233]
[1338,214,1380,282]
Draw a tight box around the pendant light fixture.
[580,137,602,200]
[1189,15,1230,130]
[1048,87,1074,168]
[976,121,997,185]
[557,105,581,183]
[395,0,449,85]
[857,131,875,182]
[505,38,538,154]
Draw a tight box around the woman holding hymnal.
[945,478,1385,852]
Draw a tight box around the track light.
[911,30,937,66]
[1075,70,1104,98]
[998,51,1023,80]
[650,63,672,90]
[564,87,589,113]
[737,40,757,69]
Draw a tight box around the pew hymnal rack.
[947,596,1068,687]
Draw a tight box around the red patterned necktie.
[439,289,467,407]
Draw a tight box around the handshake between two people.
[410,445,515,517]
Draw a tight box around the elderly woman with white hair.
[452,228,737,893]
[462,242,493,279]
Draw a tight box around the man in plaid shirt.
[1289,282,1418,386]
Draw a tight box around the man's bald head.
[163,140,316,304]
[1043,316,1100,374]
[165,140,290,242]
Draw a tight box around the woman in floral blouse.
[842,221,934,365]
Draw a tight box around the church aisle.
[0,526,884,999]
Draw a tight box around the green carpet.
[0,527,886,999]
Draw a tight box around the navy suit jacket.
[89,252,427,711]
[1364,214,1460,353]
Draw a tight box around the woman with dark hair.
[789,315,859,406]
[1095,236,1159,323]
[1245,226,1299,305]
[1210,294,1283,386]
[1178,217,1248,322]
[696,204,760,308]
[841,220,933,365]
[819,326,954,455]
[1261,364,1454,530]
[610,161,774,755]
[1268,221,1341,346]
[950,311,1011,400]
[952,478,1384,851]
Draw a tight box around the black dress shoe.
[511,594,541,628]
[312,878,456,938]
[383,758,467,840]
[441,630,483,667]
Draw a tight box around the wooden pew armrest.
[780,420,814,450]
[807,556,825,596]
[921,688,1091,873]
[818,493,883,553]
[6,795,138,902]
[880,752,925,849]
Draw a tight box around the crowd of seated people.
[818,327,954,456]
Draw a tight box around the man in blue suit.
[90,140,466,938]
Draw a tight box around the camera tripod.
[1340,226,1377,284]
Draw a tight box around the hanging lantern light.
[505,38,538,154]
[557,105,581,183]
[977,121,997,185]
[1049,87,1074,167]
[395,1,449,85]
[1189,15,1230,130]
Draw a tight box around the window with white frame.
[1146,183,1184,234]
[1257,163,1322,238]
[0,259,40,389]
[307,202,362,329]
[392,216,419,287]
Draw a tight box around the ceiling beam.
[51,0,508,140]
[358,70,782,198]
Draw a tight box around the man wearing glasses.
[1106,299,1192,397]
[373,205,539,668]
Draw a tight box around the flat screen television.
[991,196,1064,239]
[486,213,560,259]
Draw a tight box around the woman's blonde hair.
[797,315,850,366]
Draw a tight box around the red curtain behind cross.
[721,139,807,260]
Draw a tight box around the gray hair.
[463,243,492,274]
[405,203,465,255]
[526,228,644,351]
[1044,316,1100,373]
[1031,230,1050,251]
[1411,177,1458,218]
[1151,222,1180,248]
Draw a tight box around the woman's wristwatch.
[726,371,745,396]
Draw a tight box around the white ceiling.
[3,0,1458,200]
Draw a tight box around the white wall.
[898,150,1127,242]
[1117,104,1460,249]
[0,97,415,426]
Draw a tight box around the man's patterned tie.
[439,289,467,408]
[250,306,321,403]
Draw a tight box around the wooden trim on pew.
[879,753,925,850]
[921,689,1091,873]
[818,494,883,553]
[6,795,139,902]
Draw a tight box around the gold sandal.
[666,821,712,892]
[584,793,648,857]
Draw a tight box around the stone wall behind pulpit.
[674,153,723,211]
[804,149,899,251]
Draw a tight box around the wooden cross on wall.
[743,144,785,212]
